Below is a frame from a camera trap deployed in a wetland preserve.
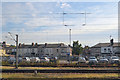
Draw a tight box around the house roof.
[18,43,69,48]
[91,43,120,48]
[18,45,40,48]
[39,43,68,48]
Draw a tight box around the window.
[57,49,59,52]
[32,49,34,52]
[104,48,106,52]
[96,49,98,52]
[61,49,64,52]
[36,54,39,56]
[108,48,111,52]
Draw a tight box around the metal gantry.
[60,11,91,46]
[60,11,91,26]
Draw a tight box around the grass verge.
[2,73,119,79]
[1,66,119,70]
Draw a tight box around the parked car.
[78,57,86,63]
[18,57,22,63]
[50,57,58,63]
[41,55,51,59]
[110,56,120,64]
[30,57,40,62]
[9,57,16,63]
[105,56,111,61]
[40,57,49,62]
[71,56,79,61]
[89,56,98,64]
[22,57,30,62]
[2,57,8,61]
[98,57,108,63]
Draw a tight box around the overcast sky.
[1,0,119,47]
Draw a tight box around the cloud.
[24,17,62,28]
[2,3,27,26]
[2,2,118,46]
[60,3,71,8]
[56,0,71,9]
[26,2,36,12]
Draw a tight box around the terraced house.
[37,43,72,58]
[12,43,72,58]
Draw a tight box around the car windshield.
[80,57,84,59]
[100,57,106,59]
[40,57,45,59]
[112,57,119,59]
[36,57,39,59]
[90,58,95,59]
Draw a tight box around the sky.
[1,0,119,47]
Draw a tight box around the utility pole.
[110,35,114,56]
[8,32,18,69]
[69,29,71,46]
[16,34,18,69]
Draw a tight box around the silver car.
[30,57,40,62]
[40,57,49,62]
[89,57,98,64]
[22,57,30,62]
[98,57,108,63]
[9,57,16,63]
[78,57,86,63]
[110,56,119,64]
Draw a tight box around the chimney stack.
[19,43,22,47]
[32,43,34,46]
[35,43,38,46]
[22,43,25,46]
[45,43,47,47]
[2,41,6,48]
